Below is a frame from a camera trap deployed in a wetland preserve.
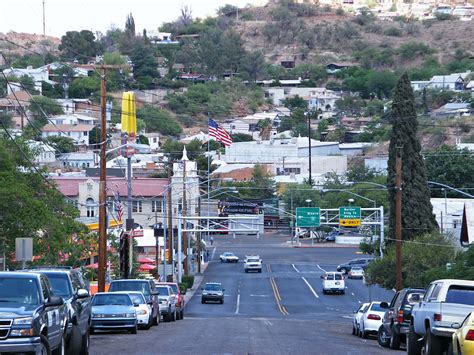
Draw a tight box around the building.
[430,102,471,118]
[48,113,97,126]
[0,91,32,129]
[339,143,373,156]
[431,198,474,245]
[143,132,161,151]
[411,71,471,91]
[28,140,56,164]
[59,151,98,169]
[265,87,341,111]
[41,124,95,146]
[2,66,52,94]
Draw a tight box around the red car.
[155,282,184,320]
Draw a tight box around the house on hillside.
[41,124,95,145]
[59,151,98,169]
[326,62,353,74]
[411,71,471,91]
[431,102,471,118]
[28,140,56,165]
[0,90,32,129]
[2,66,52,94]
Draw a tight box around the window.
[86,198,95,217]
[445,286,474,306]
[133,201,142,213]
[152,200,162,213]
[428,283,441,301]
[83,131,88,136]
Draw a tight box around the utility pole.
[97,67,107,293]
[307,110,312,186]
[167,166,173,282]
[182,159,188,275]
[197,196,202,273]
[42,0,46,36]
[395,152,403,291]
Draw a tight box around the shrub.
[398,42,434,60]
[178,283,187,294]
[384,26,403,37]
[181,275,194,289]
[435,12,456,21]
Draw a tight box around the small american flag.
[114,192,123,223]
[208,118,232,147]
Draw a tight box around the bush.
[181,275,194,289]
[384,26,403,37]
[179,283,187,294]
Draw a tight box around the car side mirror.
[408,293,421,303]
[320,275,325,279]
[134,302,140,307]
[46,296,64,307]
[451,322,461,329]
[380,302,389,309]
[76,289,89,299]
[151,291,159,296]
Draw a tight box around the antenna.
[42,0,46,36]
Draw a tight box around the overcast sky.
[1,0,267,38]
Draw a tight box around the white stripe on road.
[316,264,326,273]
[235,294,240,314]
[292,264,300,273]
[302,277,319,299]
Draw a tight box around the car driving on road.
[219,252,239,263]
[348,267,364,279]
[201,282,225,304]
[321,271,345,295]
[244,255,262,273]
[337,258,374,274]
[90,292,138,334]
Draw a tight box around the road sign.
[296,207,320,227]
[339,206,361,227]
[130,229,144,238]
[15,238,33,262]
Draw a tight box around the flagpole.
[207,113,211,245]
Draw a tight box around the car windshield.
[370,303,384,312]
[156,287,169,296]
[93,294,132,306]
[205,284,222,291]
[352,267,363,271]
[110,281,150,296]
[169,284,179,294]
[445,286,474,306]
[45,273,73,299]
[128,293,146,304]
[247,257,259,261]
[0,277,40,306]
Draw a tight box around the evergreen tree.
[387,73,438,240]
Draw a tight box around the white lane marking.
[249,294,270,297]
[302,277,319,299]
[235,294,240,314]
[316,264,326,272]
[292,264,300,273]
[211,247,216,260]
[263,320,273,326]
[351,292,355,296]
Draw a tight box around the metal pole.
[395,155,403,291]
[127,156,133,277]
[177,214,182,283]
[42,0,46,36]
[379,205,384,258]
[163,197,167,281]
[98,68,107,292]
[197,196,202,273]
[207,113,211,245]
[308,112,312,186]
[167,166,173,281]
[182,159,188,275]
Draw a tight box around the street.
[91,232,396,354]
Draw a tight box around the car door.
[41,276,62,348]
[71,272,90,335]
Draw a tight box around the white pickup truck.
[244,255,262,273]
[407,279,474,355]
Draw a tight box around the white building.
[339,143,373,156]
[2,66,52,94]
[48,113,97,126]
[143,132,161,151]
[28,140,56,164]
[222,111,284,139]
[265,87,341,111]
[41,124,95,146]
[431,198,474,244]
[59,151,98,169]
[411,71,471,91]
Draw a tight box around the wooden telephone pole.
[395,152,403,291]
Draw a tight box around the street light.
[305,199,312,207]
[348,198,354,206]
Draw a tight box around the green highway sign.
[296,207,320,227]
[339,206,361,227]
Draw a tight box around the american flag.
[208,118,232,147]
[114,192,124,223]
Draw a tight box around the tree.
[240,51,266,82]
[59,30,101,63]
[129,41,159,89]
[44,136,75,154]
[283,95,307,110]
[387,73,438,240]
[232,133,253,142]
[0,113,12,128]
[425,145,474,197]
[136,105,182,136]
[29,96,64,126]
[68,76,101,98]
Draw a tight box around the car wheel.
[352,324,356,336]
[322,289,327,294]
[341,290,345,295]
[66,325,82,355]
[258,269,262,273]
[79,327,90,355]
[89,328,95,335]
[377,325,390,348]
[39,334,52,355]
[361,330,368,339]
[130,325,137,334]
[220,298,224,304]
[171,309,176,322]
[153,310,159,326]
[180,309,184,319]
[389,328,401,350]
[406,324,422,355]
[424,329,442,355]
[201,298,205,304]
[144,315,152,330]
[52,331,65,355]
[340,268,347,274]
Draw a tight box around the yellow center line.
[270,277,288,315]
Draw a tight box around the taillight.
[466,330,474,341]
[367,314,381,320]
[434,313,442,322]
[397,310,404,323]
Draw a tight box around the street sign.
[15,238,33,262]
[130,229,144,238]
[296,207,320,227]
[339,206,361,227]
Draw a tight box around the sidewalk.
[183,261,209,304]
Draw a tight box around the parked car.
[219,252,239,263]
[244,255,262,273]
[452,311,474,355]
[408,279,474,355]
[90,292,137,334]
[27,267,91,355]
[155,282,184,320]
[123,291,152,330]
[201,282,225,304]
[0,272,67,355]
[108,279,159,326]
[377,287,425,350]
[359,302,386,339]
[336,258,374,274]
[321,271,345,295]
[348,267,364,279]
[155,285,177,322]
[352,303,370,336]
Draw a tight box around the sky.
[1,0,267,38]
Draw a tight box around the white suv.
[244,255,262,273]
[321,271,345,294]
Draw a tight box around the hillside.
[0,31,60,57]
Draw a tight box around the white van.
[321,271,345,294]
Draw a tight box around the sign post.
[339,207,361,227]
[15,238,33,270]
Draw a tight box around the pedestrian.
[210,236,214,246]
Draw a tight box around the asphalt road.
[90,232,397,355]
